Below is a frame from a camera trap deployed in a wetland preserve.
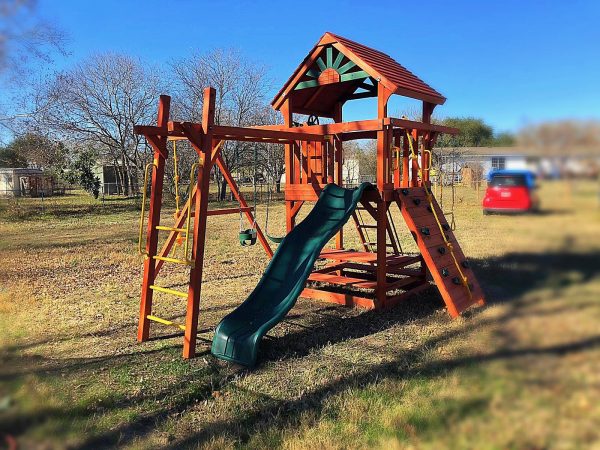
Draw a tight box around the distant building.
[93,162,138,195]
[0,168,59,197]
[439,146,600,182]
[280,158,363,186]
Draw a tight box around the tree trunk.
[276,180,281,193]
[121,154,131,196]
[114,159,124,196]
[219,179,227,201]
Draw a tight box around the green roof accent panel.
[340,70,369,82]
[337,60,357,74]
[306,68,320,78]
[295,80,320,90]
[293,45,368,91]
[316,57,327,71]
[333,51,344,70]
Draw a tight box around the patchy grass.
[1,181,599,449]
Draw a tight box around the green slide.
[211,182,373,367]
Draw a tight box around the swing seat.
[266,233,285,244]
[239,229,257,246]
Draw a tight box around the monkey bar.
[134,32,486,359]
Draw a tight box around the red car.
[482,170,539,214]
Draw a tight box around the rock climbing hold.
[441,268,449,277]
[413,198,421,206]
[421,227,430,236]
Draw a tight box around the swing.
[264,188,285,244]
[239,146,258,246]
[239,217,257,246]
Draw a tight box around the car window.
[489,174,527,187]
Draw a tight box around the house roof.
[272,32,446,116]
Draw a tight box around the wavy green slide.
[211,182,372,367]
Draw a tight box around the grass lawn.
[1,180,599,449]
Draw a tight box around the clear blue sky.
[39,0,600,133]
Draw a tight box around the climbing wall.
[396,187,485,317]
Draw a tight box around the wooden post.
[422,102,435,186]
[376,85,392,307]
[282,100,295,233]
[137,95,170,343]
[393,133,401,189]
[333,102,344,249]
[402,133,410,188]
[181,87,215,359]
[376,84,392,191]
[411,130,419,187]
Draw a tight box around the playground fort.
[135,33,485,367]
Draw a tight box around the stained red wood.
[138,95,170,343]
[300,287,375,309]
[182,88,214,359]
[396,187,485,317]
[134,34,482,362]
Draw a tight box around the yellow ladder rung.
[147,315,186,331]
[149,284,188,298]
[156,225,187,233]
[152,255,195,267]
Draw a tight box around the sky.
[34,0,600,133]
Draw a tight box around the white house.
[439,146,600,181]
[0,168,57,197]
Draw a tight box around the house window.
[491,157,506,170]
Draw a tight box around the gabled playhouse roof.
[272,32,446,117]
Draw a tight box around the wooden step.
[319,250,419,266]
[308,272,377,289]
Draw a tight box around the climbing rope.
[405,131,472,300]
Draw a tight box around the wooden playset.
[134,32,485,362]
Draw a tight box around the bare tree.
[35,53,163,195]
[518,120,600,150]
[251,107,284,192]
[0,0,66,75]
[0,0,67,138]
[171,48,272,200]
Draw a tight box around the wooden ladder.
[352,200,400,254]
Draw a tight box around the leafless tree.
[34,53,163,195]
[171,48,272,200]
[0,0,67,137]
[250,107,284,192]
[518,120,600,151]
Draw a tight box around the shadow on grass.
[2,248,599,449]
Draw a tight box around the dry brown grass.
[0,181,599,449]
